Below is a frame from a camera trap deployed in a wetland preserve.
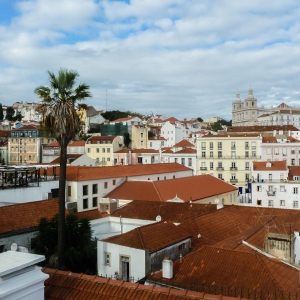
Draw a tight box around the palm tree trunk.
[58,143,67,269]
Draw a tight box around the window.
[245,142,249,149]
[283,148,287,156]
[188,158,192,166]
[280,186,285,192]
[291,158,296,166]
[141,140,144,146]
[93,184,98,194]
[268,200,273,207]
[181,158,185,165]
[231,173,236,180]
[107,148,110,153]
[267,148,271,155]
[252,151,256,158]
[68,186,71,197]
[245,173,250,181]
[174,158,178,163]
[93,197,98,207]
[280,200,285,206]
[113,179,116,185]
[157,177,160,181]
[87,148,91,153]
[83,185,88,196]
[96,148,99,153]
[201,142,206,150]
[210,142,213,149]
[218,142,222,149]
[104,252,111,265]
[210,151,213,158]
[294,201,299,208]
[210,162,214,170]
[83,198,88,209]
[230,194,232,203]
[245,151,249,158]
[218,162,222,169]
[218,173,223,179]
[257,186,262,192]
[291,148,296,154]
[178,243,186,250]
[293,187,298,194]
[245,162,250,170]
[231,142,236,149]
[102,148,106,153]
[202,152,206,158]
[231,151,236,159]
[107,157,110,161]
[294,176,299,181]
[104,182,108,189]
[251,142,256,150]
[141,132,144,138]
[218,151,222,158]
[257,200,262,206]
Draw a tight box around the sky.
[0,0,300,121]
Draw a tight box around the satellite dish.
[215,198,219,204]
[11,243,17,251]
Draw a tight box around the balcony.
[200,167,207,170]
[230,167,238,170]
[267,190,276,196]
[216,167,224,171]
[230,179,238,183]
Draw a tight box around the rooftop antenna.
[106,90,107,112]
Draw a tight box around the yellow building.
[131,125,149,149]
[85,135,123,166]
[197,134,262,186]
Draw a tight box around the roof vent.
[156,215,162,222]
[162,257,173,279]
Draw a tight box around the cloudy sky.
[0,0,300,120]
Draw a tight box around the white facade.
[161,122,191,147]
[161,152,196,174]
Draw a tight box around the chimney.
[162,257,173,279]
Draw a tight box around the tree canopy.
[102,110,143,122]
[31,214,97,274]
[5,107,14,121]
[0,104,3,121]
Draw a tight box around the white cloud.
[0,0,300,120]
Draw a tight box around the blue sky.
[0,0,300,120]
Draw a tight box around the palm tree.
[34,69,91,269]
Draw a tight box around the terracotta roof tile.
[66,163,192,181]
[173,140,194,147]
[262,136,277,143]
[0,198,60,234]
[175,148,196,154]
[288,166,300,180]
[111,201,218,223]
[44,268,231,299]
[103,221,191,252]
[106,175,237,203]
[112,116,138,122]
[253,161,287,171]
[148,246,300,297]
[50,154,82,164]
[114,149,159,154]
[227,125,299,132]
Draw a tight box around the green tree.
[12,111,23,121]
[123,132,131,147]
[34,69,91,270]
[31,214,97,274]
[6,107,15,121]
[197,117,203,122]
[0,103,3,121]
[102,110,143,122]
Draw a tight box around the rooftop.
[106,175,237,202]
[253,161,287,171]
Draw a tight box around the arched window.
[267,148,271,155]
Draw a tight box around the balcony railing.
[230,179,238,183]
[200,167,207,170]
[267,190,276,196]
[216,167,224,171]
[200,155,261,160]
[230,167,238,170]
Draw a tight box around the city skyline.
[0,0,300,120]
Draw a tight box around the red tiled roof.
[103,221,191,252]
[262,136,277,143]
[175,148,197,154]
[162,117,180,123]
[43,268,240,300]
[112,116,138,122]
[106,175,237,203]
[173,140,194,147]
[148,136,166,140]
[0,130,11,137]
[87,136,117,144]
[47,141,85,147]
[227,125,299,132]
[253,161,287,171]
[0,198,60,234]
[287,136,300,142]
[66,163,192,181]
[288,166,300,180]
[111,201,217,223]
[162,149,174,153]
[148,246,300,296]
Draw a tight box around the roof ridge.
[137,227,146,249]
[152,181,163,201]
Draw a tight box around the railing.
[230,167,238,170]
[230,179,238,183]
[216,167,224,170]
[199,155,261,160]
[256,179,287,183]
[267,190,276,196]
[200,167,207,170]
